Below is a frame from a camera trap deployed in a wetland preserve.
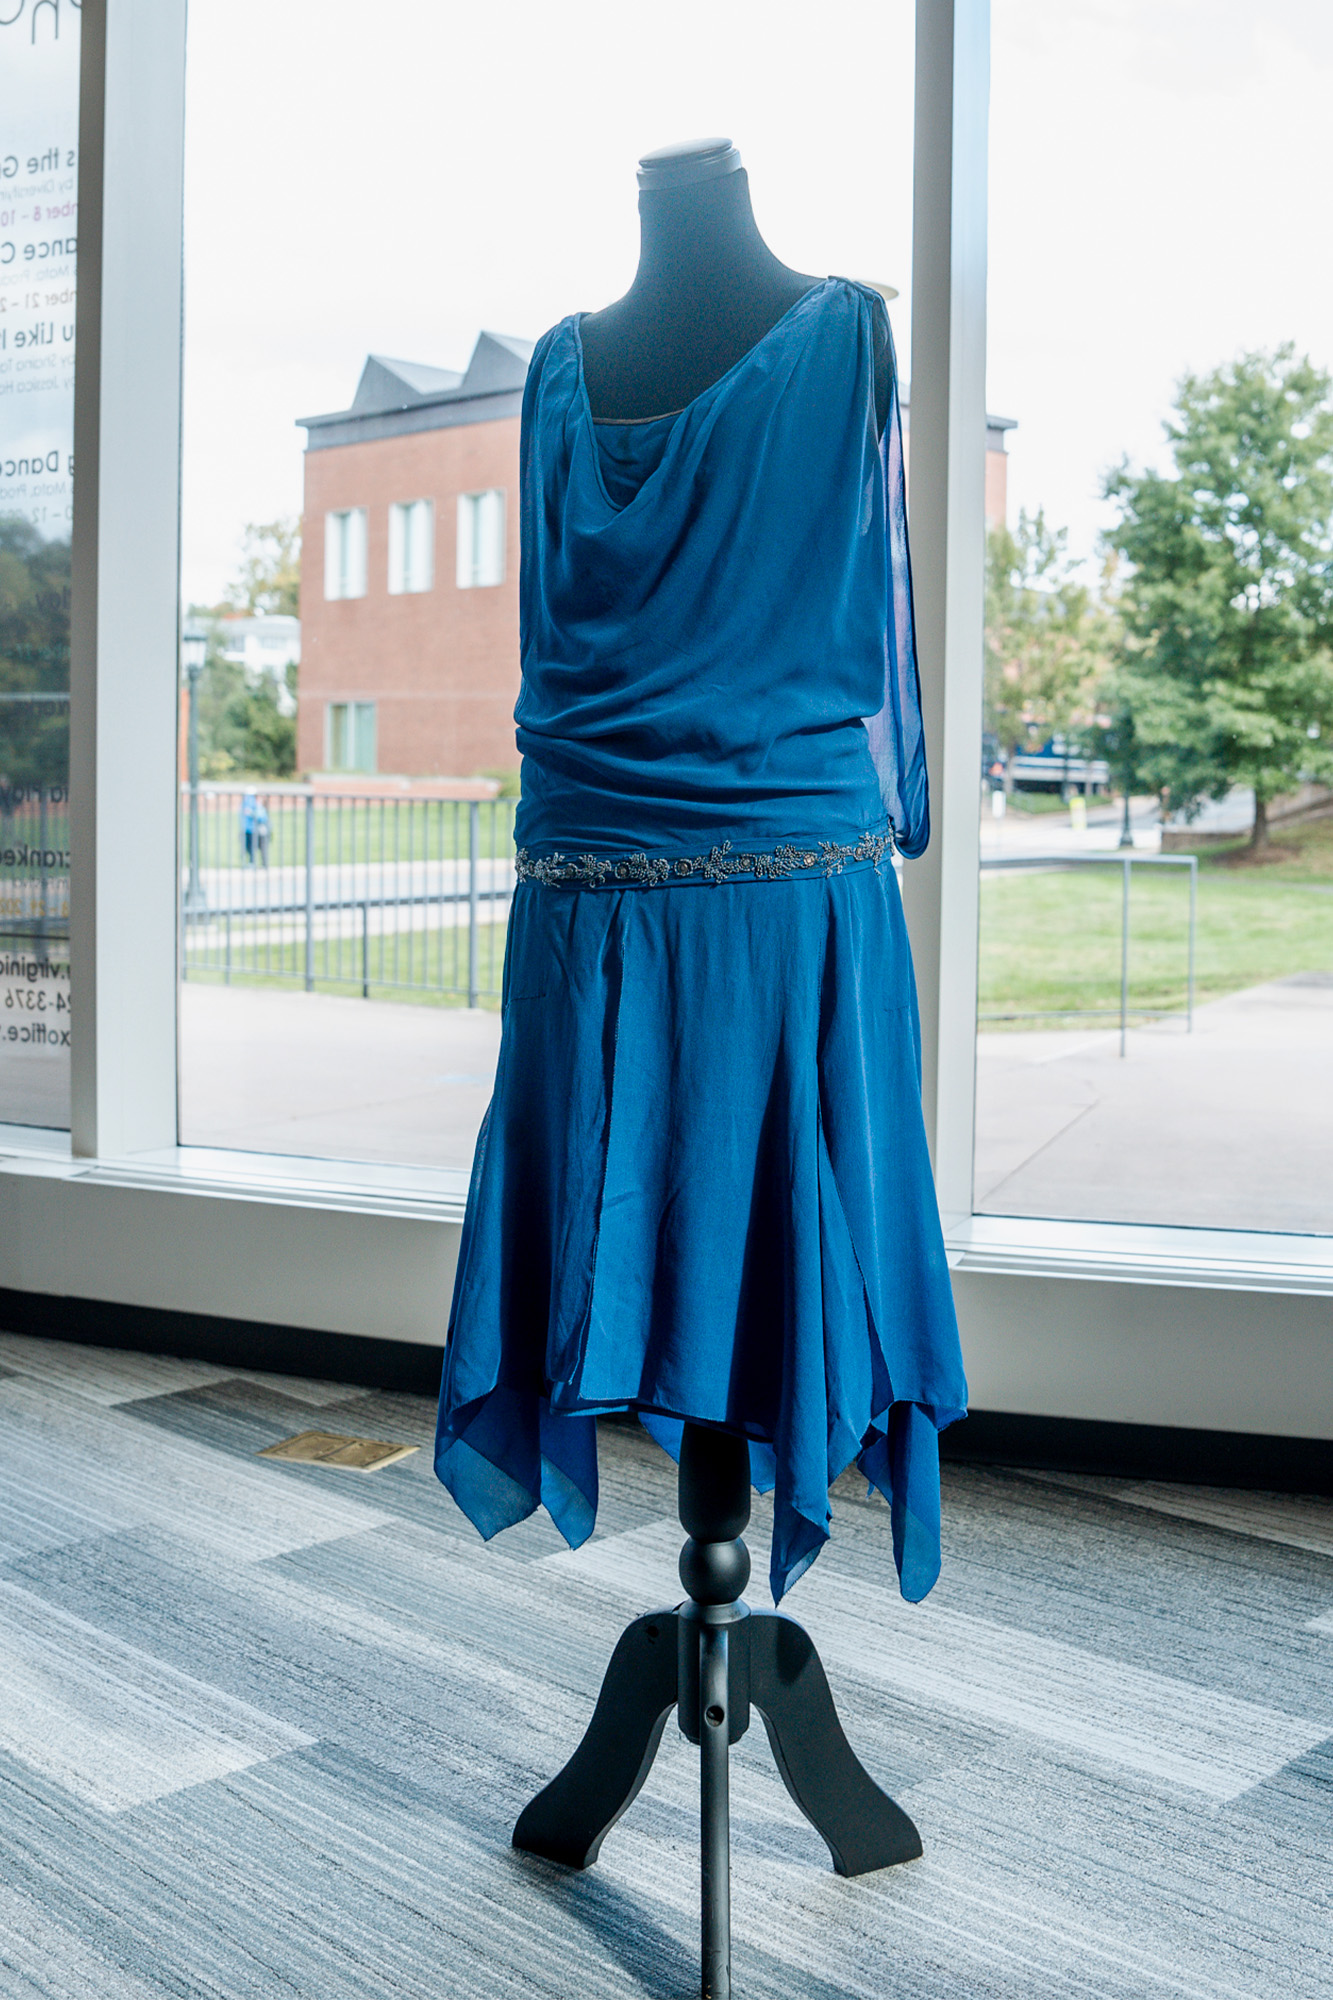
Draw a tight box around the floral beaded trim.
[514,829,893,889]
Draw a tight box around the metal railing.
[180,787,517,1005]
[979,851,1198,1056]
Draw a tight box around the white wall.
[0,1166,457,1348]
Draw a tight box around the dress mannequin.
[510,138,919,2000]
[580,136,891,433]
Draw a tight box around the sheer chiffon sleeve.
[865,310,931,860]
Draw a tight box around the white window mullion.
[901,0,990,1226]
[70,0,187,1160]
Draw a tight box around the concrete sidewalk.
[180,974,1332,1232]
[975,975,1333,1233]
[179,983,500,1169]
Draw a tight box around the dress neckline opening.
[571,277,839,514]
[574,276,837,431]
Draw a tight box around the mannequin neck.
[579,170,819,422]
[630,171,808,312]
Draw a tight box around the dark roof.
[299,331,534,450]
[299,336,1018,453]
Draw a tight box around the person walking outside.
[241,789,259,866]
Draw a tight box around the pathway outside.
[975,974,1333,1234]
[182,971,1332,1235]
[180,983,500,1170]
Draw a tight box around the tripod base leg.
[748,1611,922,1876]
[513,1610,679,1869]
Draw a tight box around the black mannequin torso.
[579,138,889,432]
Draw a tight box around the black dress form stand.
[513,1424,922,1998]
[514,139,914,1997]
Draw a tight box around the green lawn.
[185,810,1333,1024]
[998,791,1079,817]
[980,818,1333,1024]
[184,796,517,871]
[183,919,510,1008]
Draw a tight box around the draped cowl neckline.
[572,278,838,515]
[513,273,930,864]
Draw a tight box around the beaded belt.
[514,829,892,889]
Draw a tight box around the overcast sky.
[180,0,1333,604]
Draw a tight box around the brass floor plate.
[258,1430,420,1473]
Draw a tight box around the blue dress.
[435,277,967,1604]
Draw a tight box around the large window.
[175,0,918,1175]
[977,2,1333,1238]
[0,2,78,1132]
[0,0,1319,1434]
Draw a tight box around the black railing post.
[1119,854,1131,1058]
[304,791,315,992]
[468,800,480,1007]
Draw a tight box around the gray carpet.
[0,1331,1330,1998]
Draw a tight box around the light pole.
[182,628,208,914]
[1116,705,1136,850]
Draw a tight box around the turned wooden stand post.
[513,1422,922,1998]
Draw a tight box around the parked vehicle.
[1007,736,1110,795]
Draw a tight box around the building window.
[327,700,377,773]
[388,498,434,595]
[324,508,368,600]
[456,489,506,589]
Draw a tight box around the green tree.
[234,661,298,776]
[985,509,1112,792]
[187,516,301,777]
[193,641,296,778]
[1105,345,1333,850]
[0,518,70,793]
[225,517,302,617]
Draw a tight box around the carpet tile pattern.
[0,1332,1330,1998]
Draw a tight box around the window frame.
[456,487,506,589]
[326,699,377,774]
[324,505,368,601]
[388,497,434,595]
[22,0,1329,1438]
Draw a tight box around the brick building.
[297,333,532,779]
[297,331,1013,779]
